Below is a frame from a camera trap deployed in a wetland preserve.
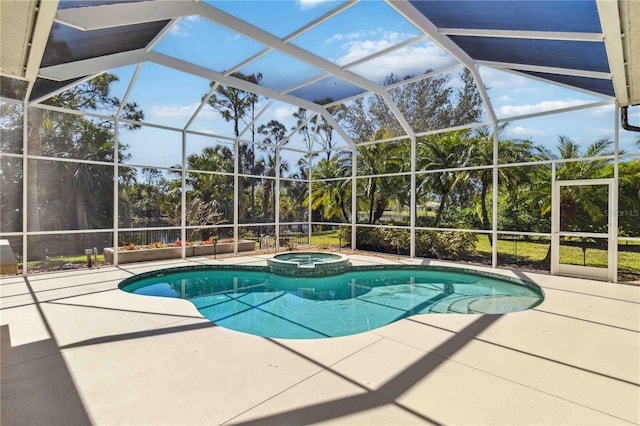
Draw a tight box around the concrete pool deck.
[1,253,639,425]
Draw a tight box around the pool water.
[272,252,341,266]
[267,251,350,277]
[120,266,543,339]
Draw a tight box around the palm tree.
[416,130,472,227]
[357,135,406,224]
[468,125,534,241]
[256,120,289,219]
[310,152,352,222]
[175,145,235,225]
[186,145,234,173]
[206,73,263,215]
[260,154,289,219]
[280,154,313,222]
[618,141,640,237]
[536,136,613,232]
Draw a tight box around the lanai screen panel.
[409,0,614,98]
[28,0,617,120]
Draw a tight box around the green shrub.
[338,227,351,246]
[355,227,410,255]
[347,227,477,260]
[415,230,477,260]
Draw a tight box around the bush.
[345,227,478,260]
[355,227,410,255]
[338,227,351,247]
[415,230,477,259]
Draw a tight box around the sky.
[99,0,639,172]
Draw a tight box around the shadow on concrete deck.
[1,325,92,425]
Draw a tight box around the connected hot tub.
[267,252,350,277]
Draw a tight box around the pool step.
[427,295,483,314]
[446,296,480,314]
[428,295,465,313]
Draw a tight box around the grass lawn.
[310,230,341,246]
[25,254,106,270]
[476,237,640,273]
[310,229,639,273]
[475,238,549,263]
[20,232,639,277]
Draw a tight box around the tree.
[257,120,289,218]
[416,130,472,227]
[207,72,261,140]
[537,136,613,233]
[281,154,312,222]
[293,108,315,152]
[293,108,339,160]
[26,74,142,232]
[618,154,640,237]
[309,151,352,222]
[388,72,454,133]
[468,124,535,241]
[158,145,234,239]
[452,68,484,126]
[0,102,25,232]
[207,73,263,215]
[387,68,483,133]
[0,156,22,232]
[332,69,485,228]
[357,132,407,224]
[183,145,235,215]
[338,97,379,143]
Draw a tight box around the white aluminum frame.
[2,0,636,277]
[552,178,616,282]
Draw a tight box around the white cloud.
[327,29,381,45]
[512,87,543,96]
[275,106,298,122]
[296,0,335,10]
[478,68,544,99]
[498,99,589,117]
[325,33,343,43]
[338,40,390,65]
[150,104,197,119]
[478,67,531,90]
[150,103,218,120]
[506,126,545,137]
[347,41,457,83]
[335,31,415,66]
[585,103,615,117]
[169,15,201,37]
[595,127,614,137]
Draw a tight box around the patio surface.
[1,253,639,425]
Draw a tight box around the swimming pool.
[119,264,544,339]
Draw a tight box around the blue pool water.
[119,265,544,339]
[272,252,341,265]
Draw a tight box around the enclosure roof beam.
[439,28,604,42]
[388,0,497,125]
[475,60,613,80]
[38,49,147,81]
[148,51,357,149]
